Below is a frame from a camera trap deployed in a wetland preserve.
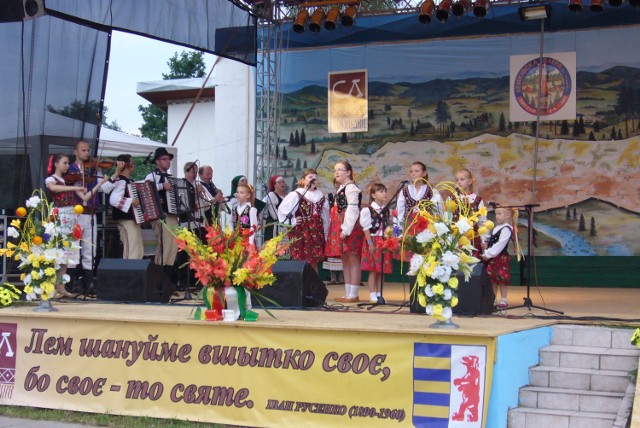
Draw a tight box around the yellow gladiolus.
[459,235,470,246]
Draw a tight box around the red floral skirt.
[289,216,326,264]
[361,236,392,274]
[325,209,363,257]
[485,253,511,285]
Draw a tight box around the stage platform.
[0,284,638,428]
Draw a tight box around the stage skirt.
[361,236,392,274]
[289,215,326,264]
[485,252,511,285]
[325,207,363,257]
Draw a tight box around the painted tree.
[294,130,300,147]
[610,126,617,140]
[289,132,295,146]
[300,129,306,145]
[499,112,506,132]
[310,139,316,154]
[573,207,577,220]
[341,133,348,144]
[560,120,569,135]
[593,120,600,133]
[295,158,301,170]
[578,213,586,232]
[303,160,308,169]
[590,217,597,237]
[434,100,451,137]
[566,206,571,220]
[282,147,288,160]
[588,131,596,141]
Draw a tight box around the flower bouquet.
[632,328,640,349]
[0,190,83,305]
[403,182,493,324]
[172,222,292,322]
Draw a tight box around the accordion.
[127,181,163,224]
[166,177,195,216]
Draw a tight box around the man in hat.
[145,147,178,280]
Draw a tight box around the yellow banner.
[0,317,495,427]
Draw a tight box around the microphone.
[400,180,410,186]
[488,201,498,208]
[143,152,153,164]
[309,177,317,183]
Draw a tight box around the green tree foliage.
[310,139,316,154]
[590,217,597,237]
[138,50,206,142]
[578,213,586,232]
[499,112,506,132]
[282,147,288,160]
[434,100,451,137]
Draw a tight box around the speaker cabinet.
[252,260,328,308]
[0,0,45,23]
[97,259,173,303]
[453,262,495,315]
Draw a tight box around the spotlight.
[589,0,605,10]
[518,4,550,20]
[418,0,436,24]
[292,9,309,33]
[309,8,325,33]
[452,0,471,16]
[608,0,623,6]
[324,7,340,30]
[342,5,358,27]
[436,0,453,21]
[473,0,490,17]
[568,0,583,11]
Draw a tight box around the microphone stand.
[358,181,407,310]
[282,182,315,227]
[492,203,563,314]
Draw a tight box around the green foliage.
[163,51,206,79]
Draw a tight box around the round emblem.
[514,57,572,116]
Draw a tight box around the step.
[519,385,624,413]
[508,407,616,428]
[529,366,631,393]
[552,325,639,351]
[539,344,640,371]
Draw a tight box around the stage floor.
[2,284,638,336]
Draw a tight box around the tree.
[578,213,586,232]
[138,50,206,142]
[560,120,569,135]
[282,147,288,160]
[275,144,280,159]
[300,129,306,145]
[610,126,617,140]
[434,100,451,137]
[566,206,571,220]
[588,131,596,141]
[310,139,316,154]
[593,120,600,133]
[617,129,623,140]
[499,112,506,132]
[303,160,308,169]
[590,217,597,237]
[341,133,348,144]
[295,158,301,170]
[289,132,295,146]
[410,122,415,136]
[294,130,300,147]
[573,208,577,220]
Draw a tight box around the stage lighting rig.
[436,0,453,21]
[451,0,471,16]
[418,0,436,23]
[473,0,489,17]
[568,0,584,11]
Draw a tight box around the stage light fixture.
[473,0,490,17]
[608,0,623,6]
[518,4,550,20]
[309,8,325,33]
[324,7,341,30]
[589,0,605,10]
[452,0,471,16]
[568,0,584,11]
[292,8,309,33]
[418,0,436,24]
[341,5,358,27]
[436,0,453,22]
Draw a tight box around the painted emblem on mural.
[0,323,18,399]
[328,69,368,133]
[513,56,572,117]
[413,343,486,427]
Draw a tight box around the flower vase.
[33,299,58,313]
[429,317,459,329]
[223,286,241,321]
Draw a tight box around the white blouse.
[277,188,330,239]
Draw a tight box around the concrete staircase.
[508,325,639,428]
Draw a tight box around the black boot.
[83,269,96,296]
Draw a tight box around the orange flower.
[15,207,27,217]
[32,236,43,245]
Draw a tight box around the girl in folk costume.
[454,168,487,257]
[360,183,393,304]
[277,169,329,272]
[263,175,287,242]
[108,154,143,260]
[44,154,103,298]
[482,207,522,309]
[397,161,443,235]
[231,183,258,247]
[323,179,344,285]
[325,161,364,303]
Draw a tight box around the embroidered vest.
[111,176,135,221]
[48,176,75,207]
[488,226,512,255]
[232,205,252,230]
[296,193,325,219]
[403,185,432,220]
[336,184,361,213]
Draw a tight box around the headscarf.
[230,175,246,197]
[269,175,283,192]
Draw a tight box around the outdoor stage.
[0,284,638,428]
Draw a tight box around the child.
[108,154,143,259]
[323,179,344,285]
[454,168,487,256]
[263,175,287,242]
[482,207,516,309]
[45,154,109,298]
[232,183,258,246]
[277,169,329,272]
[397,161,443,237]
[325,161,364,303]
[360,183,392,304]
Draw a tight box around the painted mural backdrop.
[274,26,640,256]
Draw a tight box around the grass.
[0,406,232,427]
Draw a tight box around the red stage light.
[292,9,309,33]
[452,0,471,16]
[418,0,436,24]
[324,7,340,31]
[309,8,325,33]
[473,0,490,17]
[436,0,453,22]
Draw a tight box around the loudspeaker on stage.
[97,258,173,303]
[252,260,328,308]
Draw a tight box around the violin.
[63,158,116,183]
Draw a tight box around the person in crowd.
[224,175,248,229]
[108,154,143,260]
[323,179,344,285]
[277,169,329,272]
[145,147,178,280]
[198,165,227,225]
[397,161,442,236]
[482,207,516,310]
[325,161,364,303]
[182,161,214,238]
[360,183,392,305]
[263,175,287,242]
[67,140,122,293]
[232,183,258,247]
